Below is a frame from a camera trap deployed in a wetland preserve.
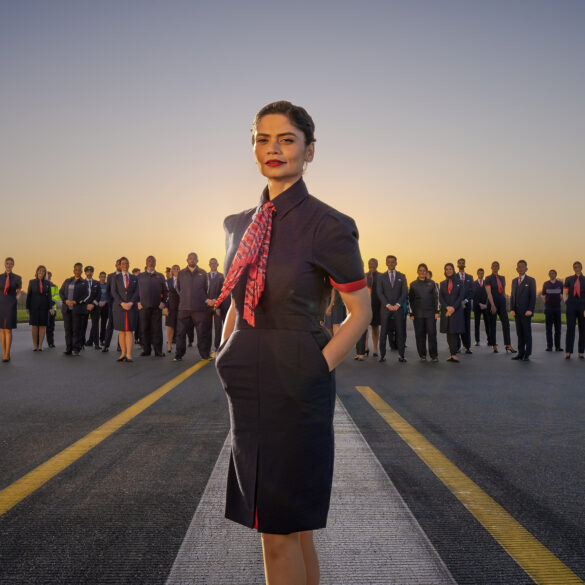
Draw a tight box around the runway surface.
[1,321,584,584]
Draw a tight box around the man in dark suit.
[377,255,408,362]
[563,261,585,359]
[456,258,474,354]
[82,266,101,349]
[472,268,490,346]
[510,259,537,361]
[60,262,92,356]
[137,255,168,357]
[102,259,121,352]
[205,258,228,352]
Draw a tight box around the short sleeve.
[564,277,570,290]
[312,211,366,292]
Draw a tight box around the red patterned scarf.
[215,201,276,327]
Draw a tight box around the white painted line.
[165,399,457,585]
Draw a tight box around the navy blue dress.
[215,179,366,534]
[26,279,53,326]
[0,272,22,330]
[111,273,140,332]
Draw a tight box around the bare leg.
[261,532,306,585]
[371,325,380,354]
[38,326,46,349]
[167,326,174,352]
[118,332,127,358]
[300,531,319,585]
[124,331,134,359]
[1,329,7,359]
[5,330,12,358]
[31,325,39,349]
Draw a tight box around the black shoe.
[49,344,55,348]
[32,348,38,352]
[398,357,407,363]
[464,349,472,354]
[126,358,133,363]
[545,348,552,352]
[63,351,72,356]
[511,355,523,360]
[201,354,212,360]
[522,356,530,361]
[505,346,517,354]
[419,356,427,362]
[493,347,499,353]
[373,353,378,357]
[188,342,193,347]
[579,354,585,360]
[447,357,460,363]
[102,347,109,353]
[173,356,182,362]
[565,354,571,360]
[154,351,165,357]
[365,349,370,356]
[72,351,80,356]
[94,344,101,350]
[475,342,480,347]
[140,351,151,357]
[555,347,564,352]
[116,356,127,362]
[379,357,386,362]
[431,357,439,362]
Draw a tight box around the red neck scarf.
[215,201,276,326]
[575,277,581,297]
[3,273,9,295]
[496,275,503,294]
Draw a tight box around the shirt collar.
[258,178,309,220]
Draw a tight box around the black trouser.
[87,306,107,346]
[487,300,511,346]
[380,308,405,358]
[211,309,224,351]
[457,304,472,350]
[544,309,562,350]
[446,332,459,356]
[80,312,90,346]
[474,305,490,343]
[139,306,163,354]
[63,310,83,353]
[47,311,56,345]
[514,314,533,357]
[356,329,368,355]
[565,304,585,354]
[176,310,212,358]
[413,317,438,358]
[103,304,115,349]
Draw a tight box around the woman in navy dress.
[111,256,139,362]
[214,101,371,585]
[439,262,465,362]
[26,265,54,351]
[484,260,516,354]
[0,257,22,362]
[164,264,180,354]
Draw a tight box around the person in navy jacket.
[0,257,22,362]
[111,256,139,362]
[101,258,121,352]
[455,258,474,354]
[472,268,490,346]
[510,260,536,361]
[439,262,465,362]
[81,265,101,348]
[485,261,516,354]
[377,255,408,362]
[60,262,91,356]
[26,265,54,351]
[563,261,585,359]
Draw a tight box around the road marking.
[165,399,456,585]
[355,385,585,585]
[0,359,210,517]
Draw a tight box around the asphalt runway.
[0,321,583,584]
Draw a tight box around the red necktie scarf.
[39,279,43,294]
[124,273,129,290]
[575,277,581,298]
[215,201,276,327]
[4,273,9,294]
[496,275,503,294]
[448,279,453,294]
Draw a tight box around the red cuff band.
[329,276,367,293]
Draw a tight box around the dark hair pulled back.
[252,100,316,145]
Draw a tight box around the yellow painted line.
[0,359,211,517]
[355,385,584,585]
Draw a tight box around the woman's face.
[417,266,427,279]
[37,267,46,279]
[172,265,179,277]
[445,265,454,277]
[5,259,14,273]
[120,259,129,272]
[253,114,314,182]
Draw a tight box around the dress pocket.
[301,330,331,376]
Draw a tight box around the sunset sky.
[2,0,584,288]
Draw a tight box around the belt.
[234,312,321,331]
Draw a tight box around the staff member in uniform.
[164,264,180,354]
[377,255,408,363]
[46,271,60,348]
[92,271,109,349]
[137,255,168,357]
[0,257,22,362]
[174,252,212,362]
[485,261,516,354]
[456,258,474,354]
[205,257,227,352]
[26,265,54,351]
[510,260,536,361]
[472,268,489,346]
[563,261,585,359]
[409,263,439,362]
[82,266,100,348]
[365,258,382,356]
[102,259,121,353]
[60,262,89,356]
[439,262,465,362]
[541,269,564,352]
[111,257,139,362]
[214,101,370,585]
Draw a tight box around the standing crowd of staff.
[353,256,585,364]
[0,254,229,363]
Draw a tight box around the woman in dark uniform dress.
[111,257,139,362]
[439,262,465,362]
[214,101,371,585]
[26,265,54,351]
[164,264,180,354]
[484,261,516,354]
[1,257,22,362]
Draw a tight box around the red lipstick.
[266,160,284,167]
